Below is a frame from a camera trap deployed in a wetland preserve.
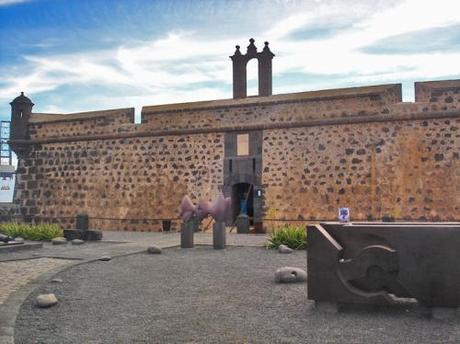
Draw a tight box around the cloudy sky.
[0,0,460,122]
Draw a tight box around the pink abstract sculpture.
[179,195,196,222]
[179,193,231,223]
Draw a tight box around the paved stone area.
[0,258,72,305]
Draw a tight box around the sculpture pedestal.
[181,218,198,248]
[213,222,226,249]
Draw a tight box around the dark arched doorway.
[231,183,254,225]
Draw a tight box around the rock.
[52,237,67,245]
[99,256,111,261]
[51,278,63,283]
[274,267,307,283]
[278,244,293,254]
[36,294,58,308]
[14,237,25,243]
[71,239,84,245]
[147,245,162,254]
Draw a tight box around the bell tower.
[230,38,275,99]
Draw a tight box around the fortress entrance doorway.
[223,130,264,232]
[231,182,254,225]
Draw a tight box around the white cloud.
[0,0,32,6]
[1,0,460,113]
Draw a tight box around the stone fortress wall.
[9,77,460,232]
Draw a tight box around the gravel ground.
[15,247,459,344]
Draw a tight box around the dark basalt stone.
[63,229,102,241]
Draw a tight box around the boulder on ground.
[51,237,67,245]
[36,294,58,308]
[147,245,162,254]
[278,244,293,254]
[274,267,307,283]
[71,239,84,245]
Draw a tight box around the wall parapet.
[10,108,460,146]
[415,79,460,102]
[28,108,135,140]
[142,83,401,116]
[29,107,135,124]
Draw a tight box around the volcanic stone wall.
[11,80,460,231]
[15,133,224,231]
[262,117,460,222]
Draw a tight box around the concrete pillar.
[181,218,198,248]
[213,222,226,249]
[76,214,89,230]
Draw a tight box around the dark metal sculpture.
[307,222,460,310]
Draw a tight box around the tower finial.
[247,38,257,56]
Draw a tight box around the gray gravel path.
[15,247,459,344]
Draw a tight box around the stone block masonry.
[9,80,460,231]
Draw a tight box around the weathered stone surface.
[99,256,112,261]
[274,267,307,283]
[278,244,293,254]
[51,278,63,283]
[13,237,24,243]
[36,294,58,308]
[147,246,162,254]
[51,237,67,245]
[71,239,84,245]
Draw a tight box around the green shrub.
[0,222,63,241]
[266,224,307,250]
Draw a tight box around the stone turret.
[10,92,33,141]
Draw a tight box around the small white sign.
[338,207,350,222]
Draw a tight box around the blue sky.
[1,0,460,122]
